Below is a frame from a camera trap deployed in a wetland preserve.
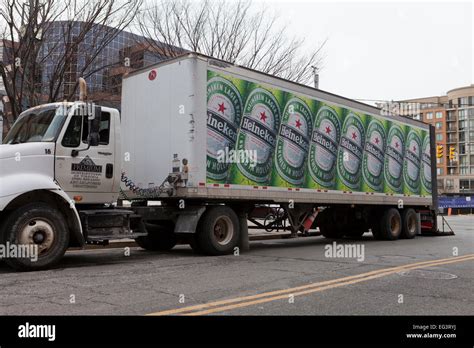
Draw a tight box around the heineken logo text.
[386,146,403,165]
[279,124,308,151]
[207,111,237,142]
[241,116,276,146]
[365,142,384,163]
[312,130,337,155]
[405,149,420,168]
[340,137,362,159]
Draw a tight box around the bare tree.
[0,0,142,125]
[137,0,326,85]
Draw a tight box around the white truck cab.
[0,100,142,271]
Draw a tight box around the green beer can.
[403,128,422,195]
[305,103,343,189]
[336,111,366,191]
[229,84,283,186]
[206,71,247,183]
[271,96,313,187]
[420,130,432,196]
[361,116,388,192]
[383,122,406,194]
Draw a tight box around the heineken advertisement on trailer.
[206,70,432,196]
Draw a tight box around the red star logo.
[375,137,380,144]
[260,111,267,122]
[295,119,302,129]
[395,142,399,148]
[218,102,226,113]
[325,126,331,134]
[351,132,357,140]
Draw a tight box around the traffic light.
[436,145,444,158]
[449,146,456,161]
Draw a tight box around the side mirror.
[88,106,102,146]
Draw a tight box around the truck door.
[55,109,116,203]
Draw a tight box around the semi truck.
[0,53,438,271]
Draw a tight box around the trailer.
[0,53,438,271]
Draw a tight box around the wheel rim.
[390,215,400,234]
[407,214,416,234]
[18,218,55,255]
[213,216,234,246]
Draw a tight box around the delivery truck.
[0,53,438,271]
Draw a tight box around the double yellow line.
[147,254,474,316]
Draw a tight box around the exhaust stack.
[79,78,88,101]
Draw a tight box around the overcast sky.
[254,0,473,104]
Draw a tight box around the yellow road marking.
[147,254,474,316]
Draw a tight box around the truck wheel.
[135,223,177,251]
[0,203,69,271]
[196,206,240,255]
[378,208,402,240]
[401,209,418,239]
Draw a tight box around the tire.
[401,208,418,239]
[196,206,240,255]
[318,209,345,239]
[0,203,69,271]
[264,214,276,232]
[320,223,345,238]
[378,208,402,240]
[135,223,177,251]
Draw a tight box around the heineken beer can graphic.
[403,129,422,195]
[420,131,432,196]
[271,97,313,187]
[361,117,387,192]
[305,105,342,189]
[206,74,244,183]
[336,111,366,191]
[383,123,405,194]
[229,86,282,185]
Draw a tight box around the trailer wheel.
[378,208,402,240]
[196,206,240,255]
[318,209,345,238]
[401,209,418,239]
[0,203,69,271]
[135,223,177,251]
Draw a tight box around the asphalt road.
[0,215,473,316]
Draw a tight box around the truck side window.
[61,116,82,148]
[81,112,110,145]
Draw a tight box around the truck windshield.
[3,105,69,145]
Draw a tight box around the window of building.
[426,112,433,120]
[460,180,470,191]
[437,157,444,164]
[436,134,443,141]
[460,167,469,175]
[435,122,442,129]
[446,179,453,188]
[437,168,443,175]
[435,111,443,119]
[437,179,444,189]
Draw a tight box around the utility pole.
[311,66,319,89]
